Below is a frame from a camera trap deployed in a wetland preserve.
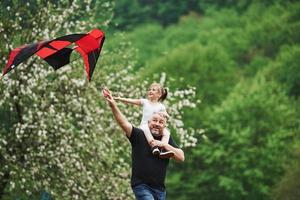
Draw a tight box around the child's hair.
[149,82,168,102]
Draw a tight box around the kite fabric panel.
[2,29,105,81]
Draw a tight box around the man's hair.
[154,111,170,122]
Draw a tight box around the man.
[102,88,184,200]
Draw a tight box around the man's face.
[148,113,166,137]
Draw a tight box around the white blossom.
[0,1,200,199]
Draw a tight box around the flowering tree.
[0,1,200,199]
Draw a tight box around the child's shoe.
[152,147,160,156]
[159,150,174,159]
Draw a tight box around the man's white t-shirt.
[140,98,166,125]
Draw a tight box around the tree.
[167,75,298,200]
[0,1,133,199]
[263,45,300,97]
[0,1,199,199]
[110,0,201,30]
[273,144,300,200]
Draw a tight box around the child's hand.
[151,140,167,149]
[149,139,155,147]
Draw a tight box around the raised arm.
[115,97,142,106]
[103,88,133,137]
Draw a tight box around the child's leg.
[161,128,171,144]
[140,124,160,156]
[159,128,174,159]
[140,124,155,146]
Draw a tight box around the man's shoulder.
[128,126,144,140]
[132,126,144,134]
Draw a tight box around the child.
[114,82,174,158]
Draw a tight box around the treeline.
[108,1,300,200]
[109,0,296,30]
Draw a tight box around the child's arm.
[161,128,171,144]
[114,97,142,106]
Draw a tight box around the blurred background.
[0,0,299,199]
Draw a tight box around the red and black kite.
[2,29,105,81]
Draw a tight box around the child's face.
[147,85,161,101]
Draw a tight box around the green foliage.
[273,143,300,200]
[263,45,300,97]
[110,0,297,31]
[104,1,300,199]
[242,3,300,59]
[0,2,198,199]
[138,41,238,130]
[111,1,299,70]
[143,42,237,102]
[0,1,135,199]
[116,10,243,67]
[109,3,299,199]
[1,0,299,199]
[110,0,201,30]
[167,76,298,200]
[105,23,163,69]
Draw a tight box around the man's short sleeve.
[127,126,141,146]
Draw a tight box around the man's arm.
[103,88,133,137]
[164,143,185,162]
[152,140,185,162]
